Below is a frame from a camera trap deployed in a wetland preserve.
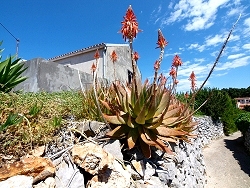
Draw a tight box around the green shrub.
[235,112,250,136]
[195,88,238,135]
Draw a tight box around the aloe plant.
[101,81,196,158]
[0,42,28,93]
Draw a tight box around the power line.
[0,22,20,58]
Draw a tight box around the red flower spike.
[172,55,183,67]
[154,60,160,71]
[120,5,141,41]
[169,67,176,78]
[160,76,167,85]
[189,71,196,91]
[110,50,118,63]
[94,49,100,60]
[156,29,168,49]
[184,91,189,99]
[91,62,96,72]
[133,51,139,61]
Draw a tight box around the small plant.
[0,42,28,93]
[29,102,43,117]
[0,113,23,131]
[50,115,62,127]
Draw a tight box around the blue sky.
[1,0,250,92]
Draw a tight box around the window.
[128,70,133,84]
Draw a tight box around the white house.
[48,43,141,84]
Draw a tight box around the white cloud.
[215,56,250,70]
[162,0,230,31]
[242,44,250,50]
[194,58,205,63]
[244,17,250,27]
[227,53,245,59]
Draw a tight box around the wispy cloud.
[161,0,231,31]
[187,32,240,53]
[215,56,250,70]
[242,43,250,50]
[227,53,245,59]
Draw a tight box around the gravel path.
[203,131,250,188]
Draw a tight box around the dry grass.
[0,90,99,162]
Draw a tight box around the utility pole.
[0,22,20,59]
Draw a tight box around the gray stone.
[102,139,123,161]
[53,154,84,188]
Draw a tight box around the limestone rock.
[0,156,55,183]
[72,143,131,188]
[0,175,33,188]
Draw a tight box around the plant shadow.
[224,135,250,176]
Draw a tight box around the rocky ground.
[1,117,249,187]
[203,131,250,188]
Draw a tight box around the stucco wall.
[14,58,94,92]
[51,44,141,84]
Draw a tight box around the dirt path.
[203,131,250,188]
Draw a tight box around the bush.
[195,88,238,135]
[235,112,250,137]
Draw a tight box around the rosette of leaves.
[100,81,196,158]
[0,56,28,93]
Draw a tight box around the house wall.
[53,49,105,79]
[52,45,141,84]
[14,58,95,92]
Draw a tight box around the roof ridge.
[48,42,106,60]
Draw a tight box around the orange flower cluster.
[110,50,118,63]
[189,71,196,91]
[154,60,160,71]
[133,51,139,61]
[91,62,96,73]
[156,29,168,49]
[120,5,140,41]
[169,67,176,78]
[172,55,182,67]
[94,49,100,59]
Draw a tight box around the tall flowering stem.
[170,55,183,92]
[120,5,141,98]
[92,49,109,127]
[110,50,118,81]
[174,14,241,123]
[153,29,168,91]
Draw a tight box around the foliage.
[235,112,250,137]
[222,86,250,98]
[0,42,28,93]
[194,88,238,135]
[0,90,90,157]
[0,113,23,131]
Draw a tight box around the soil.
[203,131,250,188]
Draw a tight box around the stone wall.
[136,116,224,187]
